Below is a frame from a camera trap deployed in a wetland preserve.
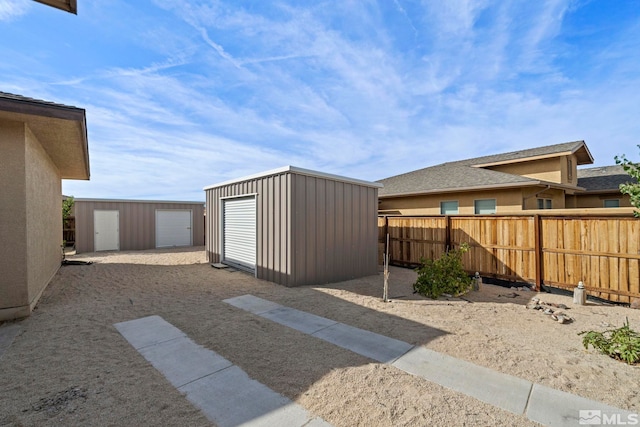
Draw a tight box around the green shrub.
[579,318,640,365]
[413,243,473,299]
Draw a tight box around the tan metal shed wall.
[205,172,292,285]
[75,201,205,253]
[205,171,379,286]
[290,174,379,286]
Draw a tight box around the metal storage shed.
[204,166,382,286]
[74,199,205,253]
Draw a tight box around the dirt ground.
[1,246,638,426]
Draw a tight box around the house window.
[474,199,496,214]
[537,198,552,209]
[603,199,620,208]
[440,201,459,215]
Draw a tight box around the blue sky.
[1,1,639,201]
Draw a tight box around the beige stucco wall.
[379,188,525,215]
[573,193,633,209]
[521,187,566,210]
[25,124,62,309]
[0,119,29,318]
[0,120,62,320]
[486,157,562,183]
[560,154,578,186]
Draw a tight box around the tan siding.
[1,120,66,319]
[0,120,28,313]
[574,193,633,208]
[380,188,525,215]
[75,200,204,253]
[25,124,62,307]
[487,157,562,183]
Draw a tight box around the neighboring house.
[570,165,637,209]
[0,92,89,320]
[378,140,633,215]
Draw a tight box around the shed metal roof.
[204,166,383,190]
[74,198,204,205]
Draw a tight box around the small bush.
[579,318,640,365]
[413,243,473,299]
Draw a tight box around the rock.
[631,298,640,309]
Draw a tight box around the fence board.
[380,215,640,303]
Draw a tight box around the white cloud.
[3,0,637,198]
[0,0,30,22]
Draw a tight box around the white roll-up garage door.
[223,196,256,272]
[156,210,193,248]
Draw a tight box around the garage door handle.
[187,227,191,229]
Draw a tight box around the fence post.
[384,216,389,262]
[445,215,451,251]
[534,214,542,291]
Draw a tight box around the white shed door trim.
[94,210,119,251]
[156,210,193,248]
[222,196,257,272]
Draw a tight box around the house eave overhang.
[577,189,624,196]
[33,0,77,14]
[0,96,90,180]
[379,181,584,199]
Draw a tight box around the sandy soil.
[1,246,638,426]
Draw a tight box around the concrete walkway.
[114,316,332,427]
[224,294,636,427]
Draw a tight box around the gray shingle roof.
[378,141,591,197]
[577,165,638,192]
[453,140,591,166]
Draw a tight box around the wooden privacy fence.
[378,215,640,303]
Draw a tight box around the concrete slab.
[223,295,411,363]
[0,323,21,360]
[526,383,638,427]
[180,365,327,427]
[260,307,338,335]
[224,295,283,315]
[138,336,233,388]
[312,322,414,363]
[115,315,332,427]
[393,346,532,415]
[114,315,185,349]
[224,294,638,426]
[211,263,228,269]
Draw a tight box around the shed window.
[537,198,552,209]
[603,199,620,208]
[440,201,459,215]
[474,199,496,214]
